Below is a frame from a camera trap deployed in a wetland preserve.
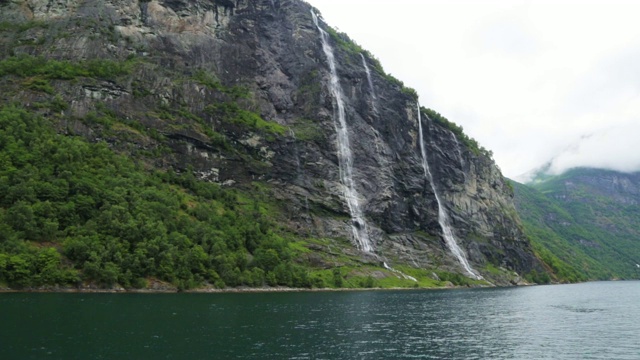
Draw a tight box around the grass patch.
[434,270,486,287]
[0,20,48,33]
[0,54,136,81]
[148,105,229,149]
[291,118,323,141]
[288,240,312,255]
[206,102,286,136]
[483,263,504,276]
[23,77,54,94]
[191,70,249,99]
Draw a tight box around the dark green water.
[1,281,639,359]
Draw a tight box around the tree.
[332,268,343,288]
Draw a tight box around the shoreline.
[5,279,635,294]
[11,280,639,295]
[0,283,485,294]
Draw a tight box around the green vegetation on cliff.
[513,169,640,281]
[323,24,419,99]
[422,107,492,159]
[512,181,594,282]
[0,105,310,290]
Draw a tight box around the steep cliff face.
[0,0,543,285]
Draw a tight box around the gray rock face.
[0,0,543,280]
[563,171,640,206]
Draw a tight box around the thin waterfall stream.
[311,11,373,253]
[417,104,482,280]
[360,53,377,101]
[383,262,417,282]
[449,130,465,170]
[289,127,306,214]
[361,51,415,280]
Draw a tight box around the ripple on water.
[0,283,639,359]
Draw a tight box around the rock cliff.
[0,0,544,285]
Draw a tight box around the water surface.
[1,281,638,359]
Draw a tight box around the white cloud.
[548,120,640,174]
[307,0,640,178]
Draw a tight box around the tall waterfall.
[417,104,482,279]
[360,53,377,100]
[311,11,373,253]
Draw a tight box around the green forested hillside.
[0,105,311,290]
[512,182,604,281]
[513,169,640,281]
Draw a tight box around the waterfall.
[383,262,417,282]
[417,104,482,280]
[289,127,305,213]
[311,11,373,253]
[360,53,377,100]
[449,130,465,170]
[289,128,302,177]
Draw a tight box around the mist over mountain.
[513,167,640,281]
[516,121,640,183]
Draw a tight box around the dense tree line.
[0,105,311,289]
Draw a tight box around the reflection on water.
[1,281,639,359]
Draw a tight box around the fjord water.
[2,282,639,359]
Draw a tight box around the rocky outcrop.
[0,0,544,282]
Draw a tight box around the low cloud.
[548,122,640,175]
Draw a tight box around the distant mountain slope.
[513,168,640,281]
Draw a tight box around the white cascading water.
[311,11,373,253]
[359,53,377,100]
[417,104,482,280]
[289,128,302,176]
[358,52,416,280]
[448,130,465,171]
[383,262,417,282]
[290,127,306,211]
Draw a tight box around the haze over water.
[1,281,638,359]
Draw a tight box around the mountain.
[513,168,640,281]
[0,0,545,290]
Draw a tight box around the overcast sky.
[306,0,640,180]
